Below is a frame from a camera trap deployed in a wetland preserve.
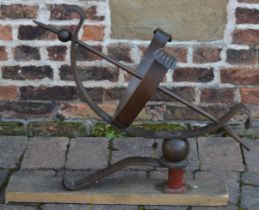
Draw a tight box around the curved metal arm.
[68,6,119,128]
[63,157,160,190]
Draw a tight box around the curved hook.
[67,6,119,127]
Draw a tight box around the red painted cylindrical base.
[164,168,185,193]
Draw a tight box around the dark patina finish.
[34,5,252,192]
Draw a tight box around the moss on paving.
[0,121,27,136]
[90,122,126,138]
[28,121,87,138]
[90,122,186,138]
[133,122,186,132]
[0,120,258,140]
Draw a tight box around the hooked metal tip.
[62,5,86,21]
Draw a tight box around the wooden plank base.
[5,172,228,206]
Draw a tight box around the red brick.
[103,88,125,101]
[0,4,38,19]
[82,25,105,41]
[108,44,133,63]
[236,8,259,24]
[151,87,195,102]
[0,101,55,118]
[47,46,67,61]
[60,65,119,82]
[58,103,117,119]
[200,88,235,104]
[14,46,40,61]
[77,45,102,61]
[140,46,187,63]
[58,102,96,119]
[2,66,53,80]
[19,86,78,101]
[0,46,7,61]
[227,49,257,64]
[173,68,214,83]
[193,47,222,63]
[19,86,104,102]
[221,68,259,85]
[241,88,259,105]
[18,26,56,40]
[233,29,259,45]
[139,104,166,121]
[165,105,230,121]
[0,25,12,40]
[164,47,187,63]
[48,4,104,21]
[0,86,17,100]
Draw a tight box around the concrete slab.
[198,137,244,171]
[243,139,259,172]
[241,171,259,186]
[241,185,259,209]
[0,136,27,169]
[41,204,88,210]
[111,137,154,163]
[65,138,109,170]
[195,171,239,204]
[22,137,69,169]
[191,204,238,210]
[5,172,228,206]
[0,205,37,210]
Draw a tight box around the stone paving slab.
[5,171,228,206]
[243,139,259,172]
[195,171,239,204]
[111,137,155,163]
[241,171,259,186]
[156,138,199,171]
[0,136,27,169]
[191,204,238,210]
[22,137,69,169]
[143,205,188,210]
[198,137,244,171]
[241,185,259,209]
[0,205,38,210]
[65,137,109,170]
[41,204,88,210]
[91,204,138,210]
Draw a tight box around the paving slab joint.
[108,138,114,166]
[236,173,246,210]
[240,144,248,172]
[63,138,72,170]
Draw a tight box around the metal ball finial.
[58,29,72,42]
[162,138,189,162]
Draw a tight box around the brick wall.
[0,0,258,123]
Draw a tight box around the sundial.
[5,5,252,206]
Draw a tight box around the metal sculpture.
[34,5,252,193]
